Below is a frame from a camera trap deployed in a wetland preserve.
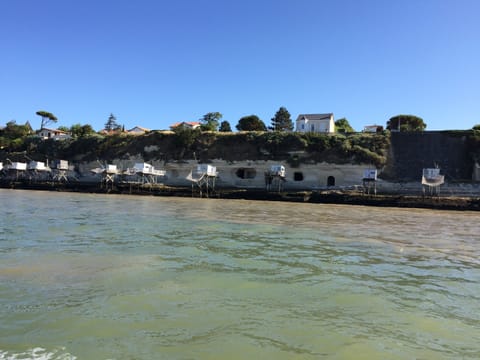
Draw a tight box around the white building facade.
[37,128,71,140]
[295,113,335,133]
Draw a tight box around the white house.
[295,113,335,133]
[127,126,150,135]
[170,122,201,130]
[37,128,71,140]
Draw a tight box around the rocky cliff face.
[2,130,478,183]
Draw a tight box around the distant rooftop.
[296,113,333,121]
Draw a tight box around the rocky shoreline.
[2,180,479,211]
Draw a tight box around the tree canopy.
[104,113,121,132]
[2,121,31,138]
[270,107,293,131]
[236,115,267,131]
[36,110,58,129]
[0,121,32,149]
[473,124,480,131]
[335,118,355,133]
[386,115,426,132]
[200,112,222,131]
[70,123,96,138]
[219,120,232,132]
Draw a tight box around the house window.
[311,124,315,131]
[327,176,335,186]
[236,168,256,179]
[293,172,304,181]
[301,124,305,130]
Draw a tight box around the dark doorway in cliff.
[327,176,335,186]
[293,172,304,181]
[236,168,256,179]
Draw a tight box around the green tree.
[0,121,31,149]
[236,115,267,131]
[335,118,355,133]
[105,113,121,132]
[219,120,232,132]
[70,123,96,138]
[473,124,480,131]
[386,115,426,132]
[200,112,222,131]
[5,120,32,138]
[269,107,293,131]
[172,126,200,158]
[36,110,58,129]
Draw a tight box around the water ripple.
[1,190,479,359]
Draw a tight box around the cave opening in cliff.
[236,168,257,179]
[293,172,304,181]
[327,176,335,186]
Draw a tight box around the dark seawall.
[384,132,473,181]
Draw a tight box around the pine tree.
[386,115,426,132]
[270,107,293,131]
[105,113,121,131]
[36,110,58,129]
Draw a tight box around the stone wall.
[385,132,472,181]
[76,158,367,190]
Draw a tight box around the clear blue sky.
[1,0,479,131]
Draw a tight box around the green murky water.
[0,189,479,359]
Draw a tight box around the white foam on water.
[0,347,76,360]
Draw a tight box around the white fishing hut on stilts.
[51,160,70,182]
[6,161,27,180]
[186,164,217,197]
[132,163,166,184]
[264,165,286,192]
[362,169,378,195]
[422,168,444,196]
[91,164,119,189]
[27,161,51,182]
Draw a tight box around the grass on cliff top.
[1,130,391,167]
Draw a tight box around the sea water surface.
[0,189,479,359]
